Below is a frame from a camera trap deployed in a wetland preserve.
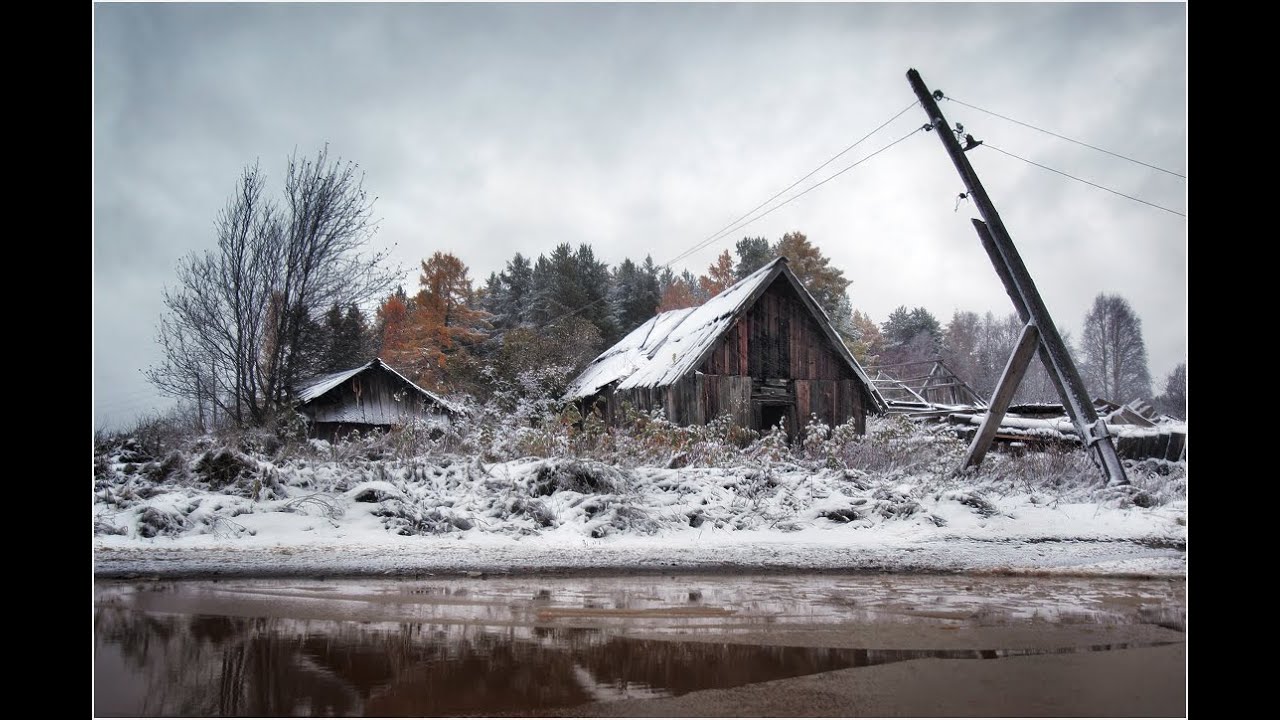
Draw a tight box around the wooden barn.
[294,358,459,441]
[566,257,885,438]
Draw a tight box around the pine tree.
[610,256,661,335]
[880,305,943,367]
[574,244,618,344]
[339,304,370,365]
[734,236,773,279]
[485,253,534,330]
[321,302,371,371]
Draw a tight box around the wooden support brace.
[964,322,1040,468]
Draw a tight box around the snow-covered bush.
[531,459,626,496]
[94,396,1187,543]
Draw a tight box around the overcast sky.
[93,2,1187,429]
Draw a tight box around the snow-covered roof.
[296,365,367,404]
[566,257,883,409]
[295,358,461,415]
[565,307,697,400]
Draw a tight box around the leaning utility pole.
[906,68,1128,486]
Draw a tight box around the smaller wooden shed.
[294,358,459,441]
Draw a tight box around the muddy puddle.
[93,573,1185,716]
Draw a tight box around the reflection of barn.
[95,601,906,717]
[566,257,884,438]
[294,358,457,441]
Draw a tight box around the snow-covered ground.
[93,420,1187,580]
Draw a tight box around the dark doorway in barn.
[758,402,795,438]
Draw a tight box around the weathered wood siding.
[700,277,854,383]
[794,379,866,434]
[593,375,753,428]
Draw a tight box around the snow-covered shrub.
[801,415,832,463]
[745,423,790,466]
[350,482,403,504]
[273,410,311,446]
[832,416,965,479]
[94,394,1189,544]
[510,497,557,528]
[283,493,344,520]
[531,459,625,496]
[938,489,1001,517]
[142,451,189,484]
[93,511,127,536]
[193,449,257,490]
[375,504,462,536]
[234,427,283,457]
[136,506,187,538]
[684,413,755,467]
[871,485,924,519]
[589,503,659,538]
[820,507,865,523]
[982,445,1095,495]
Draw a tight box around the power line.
[943,95,1187,180]
[662,99,920,269]
[538,102,925,330]
[688,125,927,253]
[414,102,924,360]
[982,143,1186,218]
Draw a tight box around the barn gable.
[295,358,458,440]
[566,257,884,436]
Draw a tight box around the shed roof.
[295,358,461,415]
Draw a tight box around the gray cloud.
[94,2,1187,428]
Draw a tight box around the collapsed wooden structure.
[865,358,988,410]
[566,257,885,437]
[945,399,1186,461]
[867,370,1187,462]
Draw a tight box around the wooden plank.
[833,380,845,427]
[795,380,810,425]
[964,323,1041,469]
[719,377,730,425]
[854,382,865,433]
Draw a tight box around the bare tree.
[1156,362,1187,419]
[1078,293,1153,403]
[942,310,1064,405]
[147,147,396,426]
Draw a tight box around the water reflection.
[94,575,1185,717]
[94,603,1176,717]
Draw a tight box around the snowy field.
[93,417,1187,579]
